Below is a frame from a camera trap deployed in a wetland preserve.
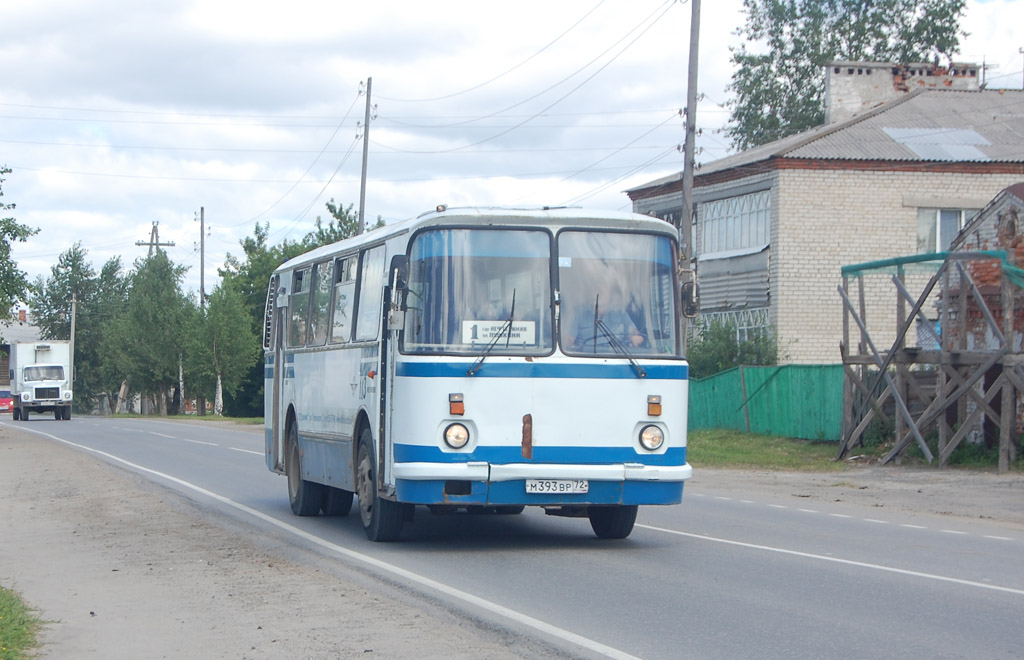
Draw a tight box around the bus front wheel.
[286,422,324,516]
[356,430,403,542]
[588,505,638,539]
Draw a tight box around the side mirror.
[681,281,699,319]
[388,255,410,329]
[389,255,409,292]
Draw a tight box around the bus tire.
[322,487,353,516]
[54,409,61,420]
[22,409,29,422]
[286,422,324,516]
[65,408,72,421]
[356,429,403,542]
[13,408,19,421]
[588,505,638,539]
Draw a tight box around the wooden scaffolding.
[838,251,1021,472]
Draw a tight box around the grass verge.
[688,429,855,471]
[0,585,40,660]
[689,428,1023,472]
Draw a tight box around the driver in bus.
[567,279,645,350]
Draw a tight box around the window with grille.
[700,190,770,255]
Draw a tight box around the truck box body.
[9,341,73,421]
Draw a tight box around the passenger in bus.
[567,280,646,350]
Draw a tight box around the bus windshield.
[558,230,679,357]
[403,228,553,355]
[24,365,64,381]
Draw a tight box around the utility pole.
[69,293,76,387]
[680,0,700,267]
[357,77,373,236]
[135,222,175,256]
[195,207,206,309]
[680,0,701,344]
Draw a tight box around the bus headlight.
[443,423,470,449]
[639,425,664,451]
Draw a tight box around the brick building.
[626,62,1024,364]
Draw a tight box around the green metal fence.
[689,364,843,441]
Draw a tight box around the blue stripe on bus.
[395,362,688,380]
[394,443,686,466]
[395,478,684,506]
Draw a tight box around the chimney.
[825,61,980,124]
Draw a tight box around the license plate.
[525,479,589,494]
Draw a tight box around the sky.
[1,0,1020,299]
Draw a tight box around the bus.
[263,206,695,541]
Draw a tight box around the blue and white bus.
[264,206,694,541]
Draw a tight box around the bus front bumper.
[392,461,692,506]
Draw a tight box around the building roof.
[629,88,1024,192]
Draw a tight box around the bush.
[687,319,777,379]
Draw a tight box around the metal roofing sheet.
[685,89,1024,179]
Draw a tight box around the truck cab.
[11,342,73,421]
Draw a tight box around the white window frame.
[916,207,979,253]
[700,190,771,256]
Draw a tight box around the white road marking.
[636,523,1024,597]
[10,424,643,660]
[229,447,263,456]
[149,431,175,439]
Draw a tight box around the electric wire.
[376,0,608,103]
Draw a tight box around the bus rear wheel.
[286,422,324,516]
[356,429,403,542]
[322,487,353,516]
[588,505,638,539]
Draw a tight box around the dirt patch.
[688,465,1024,530]
[0,426,547,660]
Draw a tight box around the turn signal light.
[647,395,662,417]
[449,392,465,416]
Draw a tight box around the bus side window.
[288,268,310,348]
[308,260,334,346]
[355,246,386,341]
[330,255,356,344]
[262,275,277,351]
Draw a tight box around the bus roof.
[276,206,677,274]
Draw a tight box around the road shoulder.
[0,425,537,660]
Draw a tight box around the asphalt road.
[13,416,1024,660]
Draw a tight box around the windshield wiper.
[595,320,647,378]
[589,293,645,378]
[467,289,516,376]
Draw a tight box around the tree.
[30,244,101,410]
[218,223,306,416]
[303,199,384,248]
[185,285,260,415]
[725,0,967,150]
[0,166,38,323]
[102,251,189,415]
[686,320,778,379]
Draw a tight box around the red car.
[0,389,12,413]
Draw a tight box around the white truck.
[10,341,73,421]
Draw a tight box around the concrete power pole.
[357,77,373,236]
[681,0,700,267]
[680,0,701,345]
[69,293,76,390]
[135,222,175,256]
[196,207,206,309]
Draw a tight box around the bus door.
[381,255,408,493]
[269,275,287,473]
